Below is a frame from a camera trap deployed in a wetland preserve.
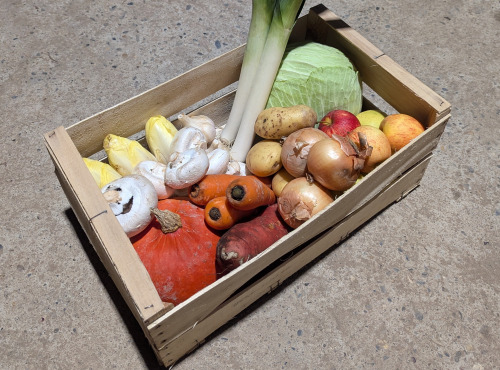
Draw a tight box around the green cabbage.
[266,41,363,119]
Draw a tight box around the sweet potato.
[216,203,290,274]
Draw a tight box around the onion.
[277,177,334,229]
[307,134,372,191]
[281,128,329,178]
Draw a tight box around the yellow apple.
[356,109,386,129]
[380,114,425,151]
[347,126,392,173]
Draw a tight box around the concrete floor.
[1,0,498,368]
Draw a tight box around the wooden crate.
[44,4,451,367]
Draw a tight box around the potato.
[254,105,317,139]
[271,168,294,197]
[245,140,282,177]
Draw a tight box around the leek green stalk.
[229,0,305,162]
[220,0,275,147]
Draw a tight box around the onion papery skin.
[277,177,334,229]
[307,135,368,191]
[281,128,329,178]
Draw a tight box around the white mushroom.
[101,174,158,238]
[177,114,217,145]
[206,148,230,175]
[133,160,175,199]
[168,126,207,159]
[165,148,209,189]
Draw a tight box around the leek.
[229,0,305,162]
[220,0,275,146]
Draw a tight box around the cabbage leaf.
[266,42,363,119]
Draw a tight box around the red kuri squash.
[131,198,220,305]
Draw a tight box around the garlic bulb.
[207,126,225,153]
[168,127,207,159]
[206,148,230,175]
[102,175,158,237]
[165,148,209,189]
[145,115,178,164]
[177,114,216,145]
[226,160,248,176]
[207,137,219,153]
[133,160,175,199]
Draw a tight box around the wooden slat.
[66,45,245,157]
[44,127,166,325]
[131,90,237,150]
[156,154,433,366]
[307,4,451,127]
[147,113,449,347]
[43,5,453,366]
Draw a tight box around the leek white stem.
[230,0,305,162]
[220,0,275,146]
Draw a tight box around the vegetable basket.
[44,4,451,367]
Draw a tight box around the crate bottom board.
[149,154,433,367]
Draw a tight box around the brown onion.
[277,177,334,229]
[307,134,372,191]
[281,128,329,178]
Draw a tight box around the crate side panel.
[154,155,432,367]
[66,45,245,157]
[44,127,165,325]
[288,13,308,43]
[147,113,448,346]
[307,5,451,126]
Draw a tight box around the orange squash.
[131,198,220,305]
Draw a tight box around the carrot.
[226,175,276,210]
[204,196,255,230]
[216,204,290,274]
[188,174,242,206]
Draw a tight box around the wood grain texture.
[44,127,166,325]
[43,5,452,367]
[66,45,245,157]
[156,155,434,366]
[146,114,449,349]
[307,4,451,127]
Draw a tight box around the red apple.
[318,109,361,137]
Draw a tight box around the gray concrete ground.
[1,0,498,368]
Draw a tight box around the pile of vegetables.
[82,0,427,307]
